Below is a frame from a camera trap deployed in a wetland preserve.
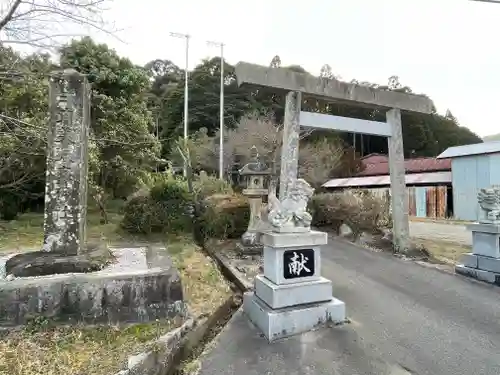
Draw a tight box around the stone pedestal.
[456,223,500,285]
[243,230,346,342]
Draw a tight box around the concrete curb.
[204,246,252,292]
[455,264,500,286]
[115,295,237,375]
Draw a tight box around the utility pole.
[207,40,225,180]
[170,32,190,176]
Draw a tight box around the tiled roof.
[358,155,451,176]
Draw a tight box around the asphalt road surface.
[198,238,500,375]
[321,237,500,375]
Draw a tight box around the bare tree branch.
[184,114,344,188]
[0,0,118,49]
[0,0,23,31]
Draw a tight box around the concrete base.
[236,242,263,256]
[460,253,500,274]
[466,222,500,233]
[0,246,186,326]
[271,226,311,233]
[461,253,479,268]
[243,292,346,342]
[455,264,500,286]
[467,225,500,258]
[254,275,332,309]
[261,230,328,248]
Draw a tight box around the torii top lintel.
[234,62,433,114]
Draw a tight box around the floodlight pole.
[170,32,190,176]
[207,40,225,180]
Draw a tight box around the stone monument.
[456,186,500,284]
[237,146,271,255]
[3,69,95,277]
[43,69,90,255]
[242,92,346,342]
[243,176,345,341]
[0,70,186,326]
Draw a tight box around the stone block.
[455,264,500,286]
[261,230,328,248]
[263,246,321,285]
[0,246,187,326]
[477,256,500,274]
[466,223,500,234]
[471,231,500,258]
[243,292,346,342]
[271,226,311,234]
[460,253,478,268]
[254,275,332,309]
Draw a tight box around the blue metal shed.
[437,141,500,221]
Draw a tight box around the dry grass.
[409,216,472,226]
[415,238,471,264]
[167,237,232,318]
[0,211,129,254]
[0,318,180,375]
[0,207,232,375]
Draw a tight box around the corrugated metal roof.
[358,157,451,177]
[361,153,389,164]
[322,171,452,188]
[437,141,498,159]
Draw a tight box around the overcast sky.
[88,0,499,137]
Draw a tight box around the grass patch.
[0,318,181,375]
[415,238,471,264]
[0,206,132,254]
[167,237,232,318]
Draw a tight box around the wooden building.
[322,154,453,219]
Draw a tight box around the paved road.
[321,237,500,375]
[409,221,470,245]
[199,238,500,375]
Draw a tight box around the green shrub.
[0,194,21,221]
[198,194,250,240]
[310,190,390,237]
[121,194,154,234]
[192,172,233,200]
[150,180,193,233]
[309,193,348,234]
[121,179,193,234]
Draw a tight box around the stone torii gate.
[234,62,434,251]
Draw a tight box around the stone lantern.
[237,146,271,255]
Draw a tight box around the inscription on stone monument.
[283,248,315,279]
